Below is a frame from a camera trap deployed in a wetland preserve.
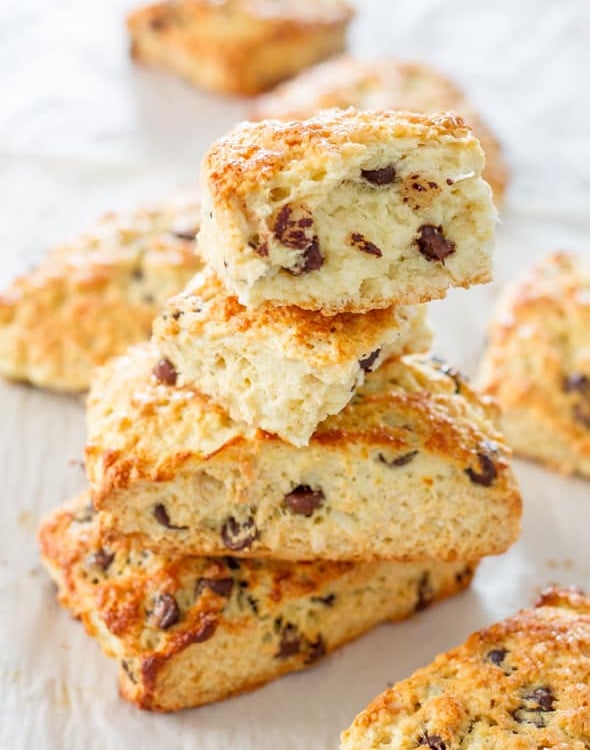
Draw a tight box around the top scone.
[199,108,496,313]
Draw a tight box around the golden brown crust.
[341,586,590,749]
[39,493,476,712]
[0,192,202,392]
[479,252,590,477]
[252,55,508,203]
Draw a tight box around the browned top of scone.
[203,109,473,207]
[342,586,590,749]
[155,268,424,368]
[85,343,515,506]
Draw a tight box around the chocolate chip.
[153,503,187,530]
[248,235,268,257]
[132,267,144,281]
[305,636,326,664]
[152,358,177,385]
[418,733,446,750]
[512,686,555,727]
[526,687,555,712]
[311,594,336,607]
[361,165,396,185]
[149,14,169,30]
[446,178,454,186]
[455,565,473,586]
[487,648,508,666]
[275,623,301,658]
[563,373,590,393]
[273,204,323,275]
[378,450,418,467]
[416,225,456,263]
[196,577,233,598]
[221,516,258,551]
[152,593,180,630]
[415,572,434,611]
[86,548,115,571]
[121,659,137,684]
[225,557,241,570]
[359,348,381,373]
[284,486,325,517]
[573,402,590,428]
[431,356,466,393]
[349,232,383,257]
[170,224,197,241]
[171,311,182,320]
[465,450,498,487]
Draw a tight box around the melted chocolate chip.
[416,225,456,263]
[221,516,258,551]
[275,623,301,658]
[305,636,326,664]
[487,648,508,666]
[465,451,498,487]
[152,593,180,630]
[512,686,556,726]
[152,358,177,385]
[311,594,336,607]
[359,348,381,373]
[378,450,418,467]
[273,204,323,275]
[563,373,590,393]
[284,485,325,517]
[86,548,115,571]
[418,733,446,750]
[349,232,383,257]
[196,577,233,598]
[415,572,434,611]
[525,687,555,712]
[361,164,396,185]
[153,503,187,530]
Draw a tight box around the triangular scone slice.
[0,192,202,392]
[39,492,477,712]
[198,109,496,313]
[479,252,590,477]
[85,345,521,561]
[153,268,432,446]
[127,0,354,96]
[253,55,508,204]
[341,586,590,750]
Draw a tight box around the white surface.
[1,1,589,748]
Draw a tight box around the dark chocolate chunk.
[378,450,418,467]
[152,593,180,630]
[305,636,326,664]
[465,450,498,487]
[349,232,383,258]
[361,164,396,185]
[415,572,435,611]
[86,548,115,571]
[153,503,187,530]
[563,373,590,393]
[196,577,234,598]
[416,225,456,263]
[284,485,325,517]
[221,516,258,551]
[311,594,336,607]
[359,348,381,373]
[273,204,323,275]
[152,358,177,385]
[275,623,301,658]
[487,648,508,666]
[418,732,446,750]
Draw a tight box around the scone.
[127,0,354,96]
[253,55,508,204]
[0,193,202,392]
[340,586,590,749]
[39,493,477,712]
[153,268,432,446]
[199,109,496,313]
[479,252,590,477]
[85,344,521,561]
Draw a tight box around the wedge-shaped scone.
[39,493,477,712]
[199,109,496,313]
[153,268,432,446]
[85,344,521,561]
[0,193,202,392]
[127,0,354,96]
[479,252,590,477]
[253,55,508,204]
[341,586,590,750]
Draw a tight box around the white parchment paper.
[1,1,589,748]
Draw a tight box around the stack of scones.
[39,108,522,712]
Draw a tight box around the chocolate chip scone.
[85,344,521,561]
[340,586,590,749]
[253,55,508,204]
[39,492,477,712]
[479,252,590,477]
[153,268,431,446]
[127,0,354,96]
[0,192,202,392]
[199,109,496,313]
